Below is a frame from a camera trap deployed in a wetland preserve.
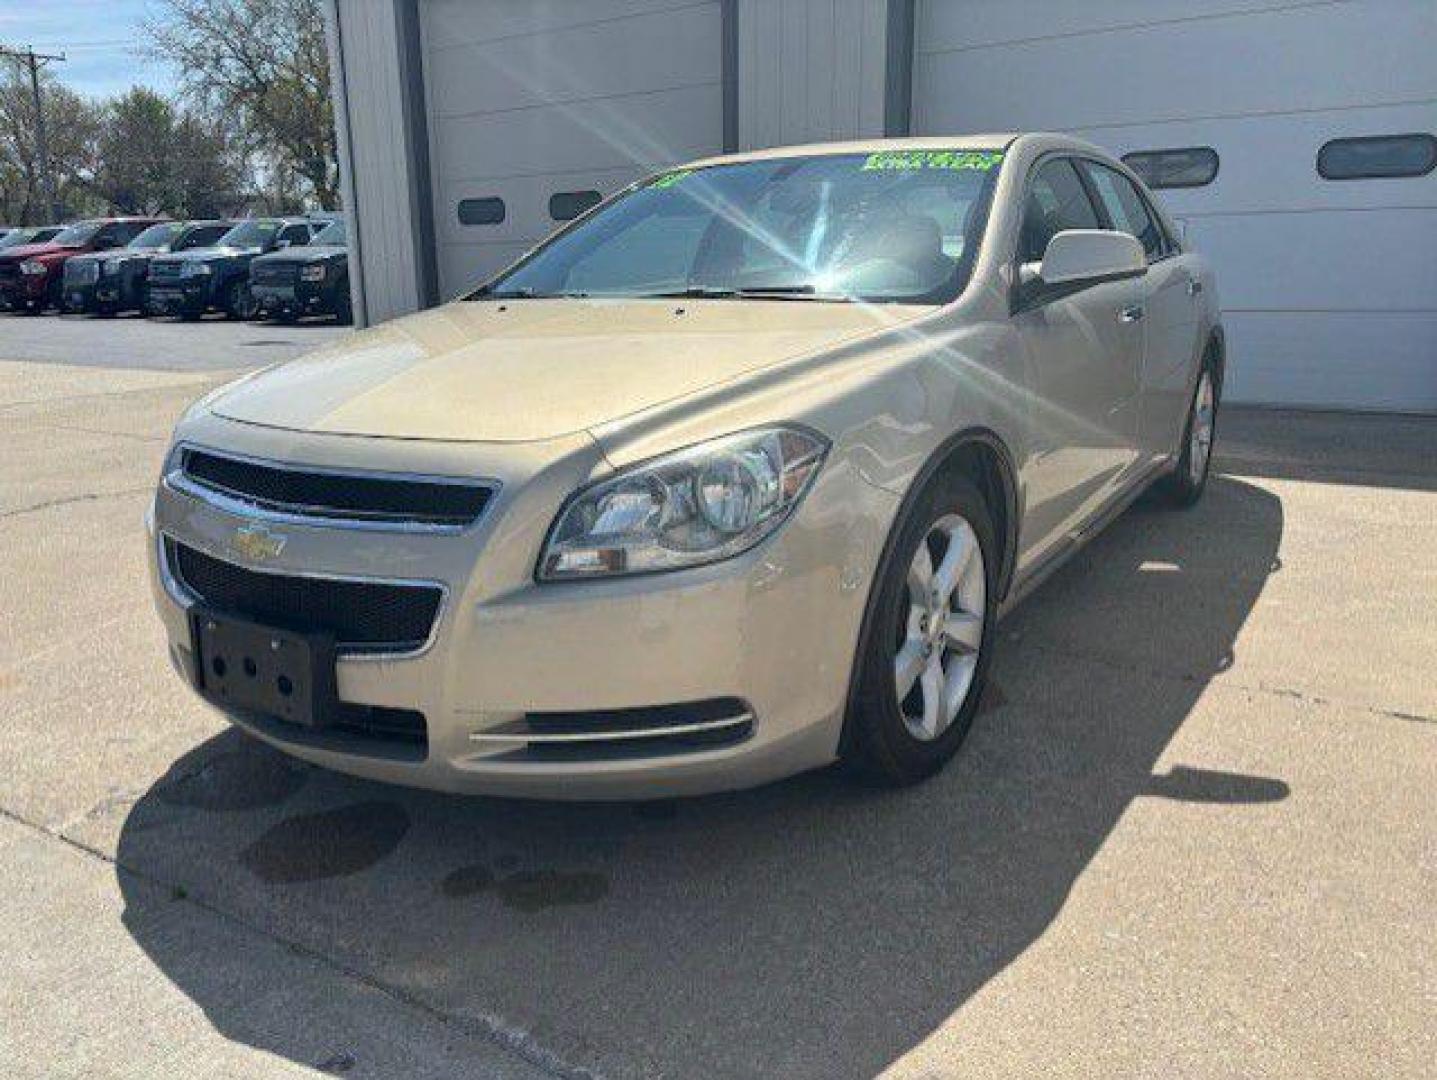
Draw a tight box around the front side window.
[218,220,281,248]
[1318,133,1436,180]
[482,149,1004,304]
[1081,162,1166,260]
[1018,158,1101,263]
[1121,147,1219,189]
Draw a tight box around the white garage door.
[419,0,726,299]
[911,0,1437,411]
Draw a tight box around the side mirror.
[1034,229,1146,287]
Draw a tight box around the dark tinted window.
[1081,162,1166,260]
[1121,147,1219,189]
[279,224,311,246]
[178,224,231,250]
[1019,158,1101,263]
[1318,133,1436,180]
[549,190,603,221]
[458,197,506,226]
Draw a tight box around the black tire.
[225,279,258,321]
[1156,349,1221,508]
[844,472,1000,786]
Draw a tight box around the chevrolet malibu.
[149,133,1223,799]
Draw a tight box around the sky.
[0,0,177,101]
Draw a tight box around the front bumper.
[253,280,340,317]
[62,280,98,312]
[148,281,209,315]
[0,273,47,309]
[148,418,895,799]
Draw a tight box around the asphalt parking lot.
[1,323,1433,1078]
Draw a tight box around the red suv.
[0,217,162,314]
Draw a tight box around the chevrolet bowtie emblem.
[231,522,287,562]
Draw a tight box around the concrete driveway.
[0,345,1432,1078]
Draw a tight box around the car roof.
[680,132,1114,170]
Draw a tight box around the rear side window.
[1121,147,1219,189]
[1318,133,1436,180]
[549,190,603,221]
[458,197,506,226]
[1019,158,1102,263]
[1080,162,1167,260]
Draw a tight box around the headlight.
[540,426,828,581]
[103,257,123,274]
[180,262,212,278]
[19,260,47,275]
[299,263,327,282]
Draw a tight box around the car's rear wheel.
[1157,352,1220,507]
[845,473,998,785]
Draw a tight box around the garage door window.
[1080,162,1169,261]
[1317,133,1437,180]
[1121,147,1219,190]
[458,198,506,226]
[1019,158,1102,263]
[550,191,603,221]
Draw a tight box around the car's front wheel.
[1157,351,1220,507]
[845,473,998,785]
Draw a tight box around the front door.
[1012,156,1144,573]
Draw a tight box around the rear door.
[1012,156,1145,569]
[1079,159,1199,463]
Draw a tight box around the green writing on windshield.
[650,168,694,189]
[861,150,1004,172]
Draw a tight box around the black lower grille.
[169,541,442,652]
[180,449,492,528]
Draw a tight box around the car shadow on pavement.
[116,475,1283,1079]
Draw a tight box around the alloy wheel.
[893,513,986,742]
[1189,369,1216,483]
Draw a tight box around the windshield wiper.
[640,284,842,301]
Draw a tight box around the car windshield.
[311,219,345,245]
[480,149,1005,305]
[129,223,181,249]
[0,229,36,248]
[218,220,281,248]
[52,221,104,247]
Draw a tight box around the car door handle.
[1118,305,1145,323]
[1187,279,1204,297]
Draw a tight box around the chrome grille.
[176,448,493,530]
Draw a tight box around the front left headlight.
[103,257,123,275]
[19,260,47,276]
[299,263,327,282]
[180,262,212,278]
[540,426,828,581]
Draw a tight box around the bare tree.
[147,0,339,209]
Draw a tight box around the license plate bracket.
[190,609,337,729]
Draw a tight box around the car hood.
[255,245,347,264]
[210,298,919,443]
[158,246,253,264]
[0,241,76,262]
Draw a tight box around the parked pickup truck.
[69,220,236,315]
[0,217,160,313]
[248,217,350,323]
[147,217,320,320]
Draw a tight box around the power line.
[0,46,67,220]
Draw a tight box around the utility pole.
[0,46,66,222]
